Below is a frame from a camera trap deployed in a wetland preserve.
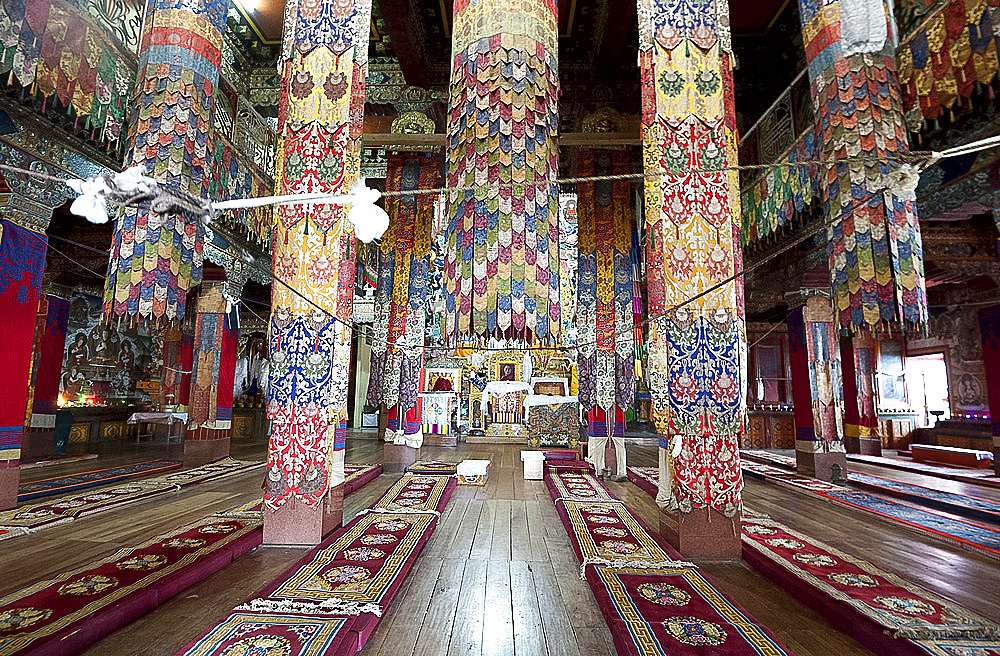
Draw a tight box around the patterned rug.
[369,473,455,513]
[742,512,1000,656]
[343,464,383,496]
[846,454,1000,489]
[546,467,620,503]
[0,513,262,655]
[849,472,1000,525]
[543,465,793,655]
[20,454,98,471]
[740,450,798,470]
[0,459,266,537]
[742,462,1000,560]
[589,565,791,656]
[627,467,659,498]
[159,458,265,487]
[17,460,182,501]
[404,460,457,475]
[176,612,357,656]
[177,474,457,656]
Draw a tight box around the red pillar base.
[183,431,231,468]
[994,446,999,477]
[0,460,18,511]
[20,429,55,461]
[263,486,345,546]
[383,443,420,474]
[659,506,742,561]
[796,450,847,482]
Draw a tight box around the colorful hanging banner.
[444,0,561,344]
[795,0,928,332]
[576,150,640,436]
[367,153,438,446]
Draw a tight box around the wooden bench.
[910,444,995,469]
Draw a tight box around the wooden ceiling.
[235,0,795,83]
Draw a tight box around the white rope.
[235,597,383,617]
[578,557,697,580]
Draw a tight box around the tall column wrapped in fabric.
[638,0,747,555]
[103,0,228,324]
[264,0,371,519]
[795,0,928,333]
[788,295,846,479]
[444,0,560,345]
[0,220,47,509]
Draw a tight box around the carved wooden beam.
[362,132,642,149]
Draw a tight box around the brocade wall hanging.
[443,0,561,344]
[576,150,641,435]
[367,153,438,445]
[0,0,133,144]
[639,0,746,518]
[103,0,229,323]
[264,0,371,509]
[796,0,928,332]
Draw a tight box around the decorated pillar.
[24,294,70,459]
[577,150,640,478]
[796,0,927,333]
[841,330,881,454]
[184,282,237,466]
[265,0,371,545]
[103,0,228,324]
[787,295,846,480]
[444,0,560,344]
[0,219,47,509]
[367,153,438,451]
[979,306,1000,475]
[639,0,746,559]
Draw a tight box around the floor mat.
[545,466,794,656]
[742,511,1000,656]
[176,473,456,656]
[742,461,1000,560]
[17,460,181,502]
[0,512,262,655]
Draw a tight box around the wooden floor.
[2,437,998,656]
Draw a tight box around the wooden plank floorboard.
[10,438,1000,656]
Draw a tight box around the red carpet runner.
[628,466,1000,656]
[176,473,456,656]
[546,462,792,656]
[0,512,263,655]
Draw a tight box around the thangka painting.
[530,377,568,397]
[61,293,154,403]
[424,367,461,393]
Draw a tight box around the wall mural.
[60,293,154,403]
[907,307,988,415]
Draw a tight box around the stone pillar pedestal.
[183,428,230,467]
[659,507,742,561]
[383,443,420,474]
[796,450,847,482]
[263,485,345,546]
